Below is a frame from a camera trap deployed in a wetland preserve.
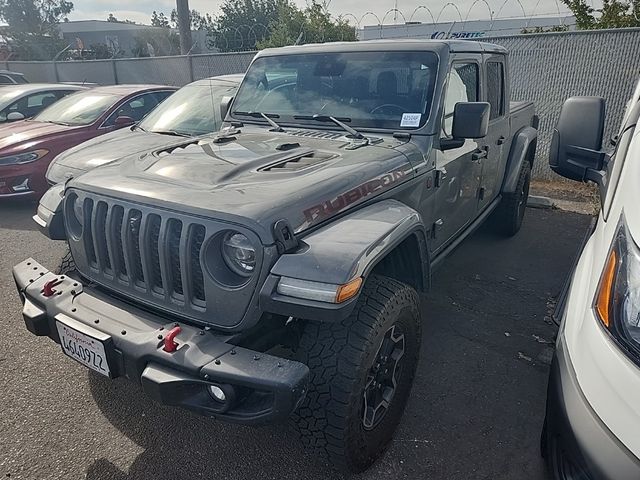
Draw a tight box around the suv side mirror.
[220,95,233,120]
[7,111,25,122]
[114,115,135,127]
[549,96,607,184]
[441,102,490,150]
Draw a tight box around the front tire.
[294,275,421,472]
[492,161,531,237]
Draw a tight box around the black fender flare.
[260,200,430,321]
[502,126,537,194]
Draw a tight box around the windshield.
[139,80,238,136]
[232,51,438,131]
[34,91,120,126]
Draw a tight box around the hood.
[0,120,81,152]
[70,130,423,242]
[53,128,184,171]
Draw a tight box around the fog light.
[208,385,226,402]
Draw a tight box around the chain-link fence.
[2,28,640,181]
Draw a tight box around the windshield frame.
[230,50,441,135]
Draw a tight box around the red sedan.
[0,84,176,198]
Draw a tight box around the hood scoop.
[259,150,336,172]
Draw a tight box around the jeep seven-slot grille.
[79,198,207,307]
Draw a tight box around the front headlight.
[222,231,256,276]
[594,214,640,362]
[0,149,48,166]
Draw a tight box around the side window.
[105,92,167,126]
[443,62,478,137]
[0,75,13,84]
[26,92,57,108]
[486,61,505,120]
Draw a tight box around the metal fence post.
[53,60,59,82]
[112,59,119,85]
[188,54,195,83]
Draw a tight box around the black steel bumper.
[12,258,309,425]
[544,339,640,479]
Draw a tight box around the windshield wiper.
[293,114,364,139]
[45,120,73,126]
[233,111,284,132]
[152,129,192,137]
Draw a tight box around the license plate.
[56,320,111,377]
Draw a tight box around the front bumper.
[0,160,49,197]
[544,338,640,479]
[13,258,309,425]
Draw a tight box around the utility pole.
[176,0,193,55]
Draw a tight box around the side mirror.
[7,111,25,122]
[220,95,233,120]
[549,96,607,183]
[114,115,135,127]
[441,102,490,150]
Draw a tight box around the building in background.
[358,15,576,40]
[58,20,215,58]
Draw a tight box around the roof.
[0,70,25,76]
[258,39,508,57]
[0,83,86,93]
[88,84,178,96]
[59,20,168,34]
[193,74,244,86]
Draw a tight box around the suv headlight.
[595,214,640,362]
[222,231,256,276]
[0,149,48,166]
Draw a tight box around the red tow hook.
[163,326,181,353]
[42,278,63,297]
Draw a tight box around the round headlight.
[222,232,256,277]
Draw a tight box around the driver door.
[432,58,483,252]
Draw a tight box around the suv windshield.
[232,51,438,131]
[34,91,120,126]
[139,80,238,136]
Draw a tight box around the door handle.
[497,136,506,145]
[471,147,488,161]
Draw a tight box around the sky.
[68,0,577,26]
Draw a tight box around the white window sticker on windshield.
[400,113,421,127]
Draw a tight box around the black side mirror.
[220,95,233,120]
[441,102,490,150]
[114,115,135,127]
[549,96,607,183]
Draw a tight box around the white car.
[542,78,640,479]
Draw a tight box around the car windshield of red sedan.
[33,91,121,126]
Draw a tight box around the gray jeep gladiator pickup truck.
[13,40,537,472]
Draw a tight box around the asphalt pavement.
[0,199,592,480]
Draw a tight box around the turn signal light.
[595,249,617,328]
[336,277,363,303]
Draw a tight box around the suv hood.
[70,130,419,242]
[53,127,186,172]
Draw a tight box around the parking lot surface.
[0,200,592,480]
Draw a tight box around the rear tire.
[492,161,531,237]
[57,245,75,275]
[293,274,421,472]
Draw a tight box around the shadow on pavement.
[0,198,39,231]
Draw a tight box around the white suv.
[542,79,640,479]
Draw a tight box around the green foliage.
[150,10,171,28]
[521,24,570,34]
[106,13,135,24]
[207,0,356,52]
[0,0,73,59]
[562,0,640,29]
[170,8,215,30]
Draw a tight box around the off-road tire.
[492,160,531,237]
[293,274,421,472]
[57,245,76,275]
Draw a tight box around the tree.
[107,12,118,22]
[151,10,170,28]
[562,0,640,29]
[208,0,356,52]
[0,0,74,60]
[170,8,214,30]
[133,28,180,57]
